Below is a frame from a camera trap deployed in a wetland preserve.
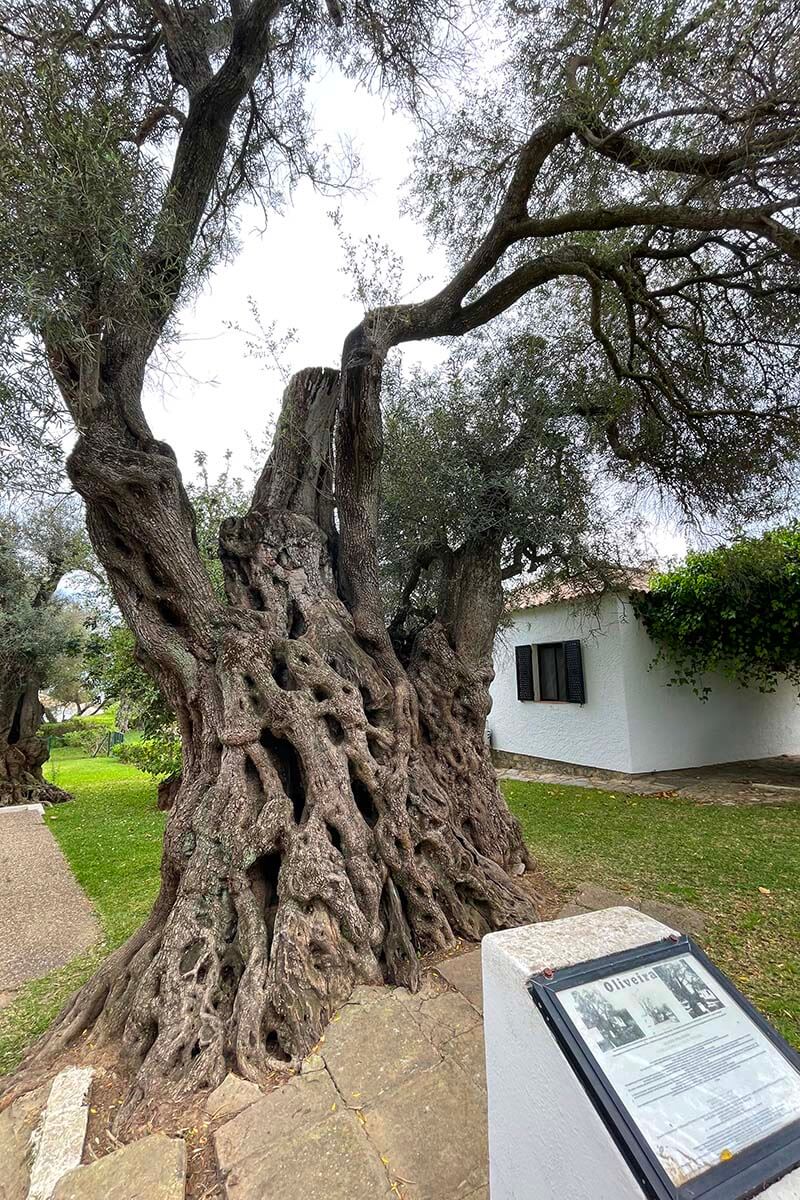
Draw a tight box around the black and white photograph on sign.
[653,959,724,1020]
[571,985,646,1051]
[559,952,800,1187]
[639,994,680,1031]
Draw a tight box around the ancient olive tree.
[0,510,89,806]
[3,0,800,1117]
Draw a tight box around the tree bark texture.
[17,355,536,1122]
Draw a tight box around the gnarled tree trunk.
[16,347,536,1123]
[0,679,70,807]
[0,532,74,811]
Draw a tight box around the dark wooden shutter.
[564,640,586,704]
[515,645,535,701]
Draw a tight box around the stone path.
[497,767,671,795]
[0,807,99,1009]
[211,965,488,1200]
[498,753,800,805]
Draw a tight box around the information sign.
[529,937,800,1200]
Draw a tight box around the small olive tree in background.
[0,508,91,806]
[633,526,800,697]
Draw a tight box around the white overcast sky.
[144,70,445,469]
[142,66,693,560]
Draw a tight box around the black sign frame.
[528,936,800,1200]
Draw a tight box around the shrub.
[632,525,800,696]
[115,734,181,779]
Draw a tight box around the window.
[514,640,586,704]
[537,642,567,701]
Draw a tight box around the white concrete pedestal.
[482,907,800,1200]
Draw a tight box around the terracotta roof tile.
[505,567,652,611]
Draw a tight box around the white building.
[488,582,800,775]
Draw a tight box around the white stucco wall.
[488,592,800,774]
[617,595,800,772]
[488,594,636,773]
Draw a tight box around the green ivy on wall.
[631,525,800,697]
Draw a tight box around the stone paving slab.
[220,1109,392,1200]
[27,1067,93,1200]
[214,1070,339,1175]
[52,1132,186,1200]
[205,1074,263,1125]
[433,949,483,1013]
[0,1082,50,1200]
[442,1024,487,1094]
[320,987,440,1107]
[0,809,99,992]
[396,987,482,1049]
[362,1059,488,1200]
[212,961,494,1200]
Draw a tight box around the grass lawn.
[504,779,800,1046]
[0,749,164,1076]
[1,754,797,1076]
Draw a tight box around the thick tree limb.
[514,200,800,242]
[139,0,282,342]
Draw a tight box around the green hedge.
[40,712,116,750]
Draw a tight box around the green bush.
[60,729,99,752]
[632,525,800,696]
[115,734,180,779]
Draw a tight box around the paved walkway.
[498,754,800,804]
[0,808,99,1009]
